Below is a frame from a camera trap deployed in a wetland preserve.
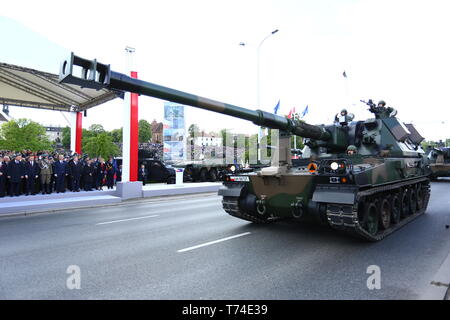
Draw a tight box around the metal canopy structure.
[0,62,120,112]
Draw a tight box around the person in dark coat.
[65,156,72,191]
[116,165,122,183]
[6,154,25,196]
[53,154,68,193]
[0,156,6,197]
[138,164,148,186]
[82,159,95,191]
[24,155,40,195]
[3,156,11,196]
[68,156,83,192]
[96,158,106,190]
[105,157,115,189]
[92,157,98,190]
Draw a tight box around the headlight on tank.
[229,165,236,172]
[330,162,339,171]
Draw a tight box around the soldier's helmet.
[346,145,358,155]
[377,100,386,107]
[340,109,348,115]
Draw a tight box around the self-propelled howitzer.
[59,53,431,241]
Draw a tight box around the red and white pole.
[75,111,83,154]
[70,111,83,154]
[122,47,139,182]
[129,71,139,182]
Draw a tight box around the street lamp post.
[240,29,279,109]
[240,29,279,162]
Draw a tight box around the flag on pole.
[273,100,280,114]
[343,71,347,78]
[300,105,309,118]
[287,107,295,119]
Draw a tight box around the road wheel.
[363,200,379,236]
[400,189,411,218]
[378,197,391,230]
[199,168,208,182]
[416,184,425,210]
[409,186,417,214]
[208,168,218,181]
[390,194,401,224]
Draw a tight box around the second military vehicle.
[59,54,431,241]
[427,147,450,180]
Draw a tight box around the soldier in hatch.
[346,145,357,156]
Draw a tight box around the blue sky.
[1,0,449,140]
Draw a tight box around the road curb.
[0,192,219,220]
[420,250,450,300]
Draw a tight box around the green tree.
[139,119,152,143]
[245,134,258,163]
[83,133,120,159]
[189,124,200,138]
[88,124,105,135]
[110,128,123,143]
[0,118,52,151]
[421,140,438,151]
[291,136,304,149]
[62,126,71,149]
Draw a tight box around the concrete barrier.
[0,182,221,217]
[0,195,121,216]
[142,182,221,198]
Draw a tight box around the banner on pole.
[163,102,186,161]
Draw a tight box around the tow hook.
[256,199,267,215]
[291,200,303,218]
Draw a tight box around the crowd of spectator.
[0,150,122,198]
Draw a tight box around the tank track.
[222,177,430,241]
[222,197,273,224]
[326,177,430,241]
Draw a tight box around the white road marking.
[177,232,251,253]
[96,215,159,225]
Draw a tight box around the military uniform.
[39,158,53,194]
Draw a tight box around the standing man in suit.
[69,155,83,192]
[53,154,68,193]
[138,164,148,186]
[0,156,6,197]
[116,165,122,183]
[6,154,24,197]
[3,156,11,196]
[96,157,106,190]
[105,157,115,189]
[82,159,95,191]
[92,157,98,190]
[24,155,40,195]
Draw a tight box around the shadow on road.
[230,218,372,247]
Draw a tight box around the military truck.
[115,157,176,184]
[59,54,431,241]
[428,147,450,180]
[169,160,243,182]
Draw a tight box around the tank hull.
[220,155,431,241]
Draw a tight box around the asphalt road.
[1,181,449,300]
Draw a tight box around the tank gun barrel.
[59,53,330,140]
